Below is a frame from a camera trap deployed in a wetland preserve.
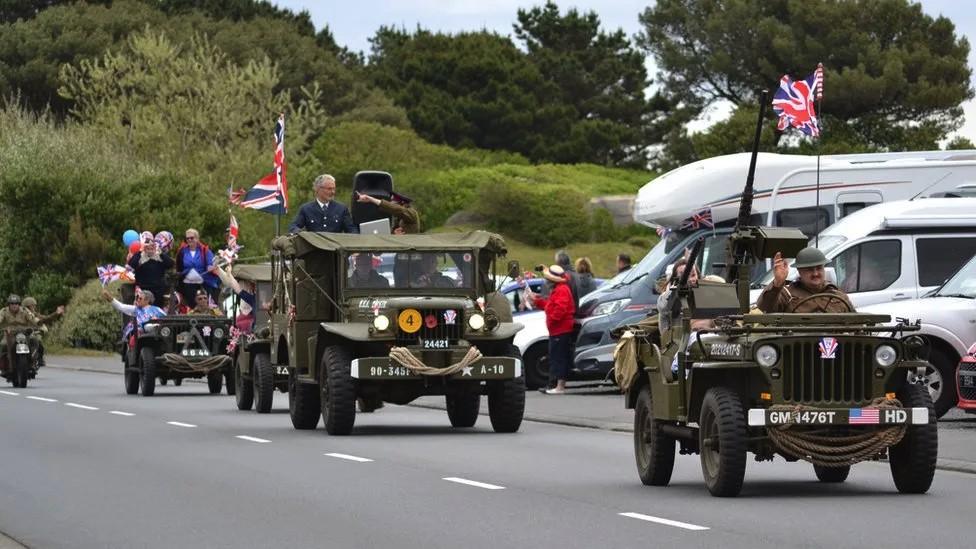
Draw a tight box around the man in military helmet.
[0,295,43,360]
[21,297,65,368]
[757,247,854,314]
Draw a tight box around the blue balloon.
[122,229,139,247]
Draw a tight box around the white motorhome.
[635,150,976,236]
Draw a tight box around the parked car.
[860,252,976,417]
[958,343,976,414]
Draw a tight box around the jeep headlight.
[373,314,390,331]
[468,313,485,331]
[592,298,631,317]
[875,345,897,367]
[756,345,778,368]
[160,326,171,337]
[213,328,224,339]
[143,323,159,333]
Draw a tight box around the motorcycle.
[1,328,38,388]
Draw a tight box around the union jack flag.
[772,63,824,137]
[241,114,288,214]
[679,208,714,230]
[97,264,135,286]
[227,185,247,205]
[227,213,240,252]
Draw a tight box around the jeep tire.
[140,347,156,397]
[224,368,235,396]
[253,352,274,413]
[485,344,525,433]
[207,371,223,394]
[889,382,938,494]
[320,345,356,435]
[699,387,747,497]
[289,366,320,430]
[124,366,140,395]
[234,357,254,410]
[446,393,481,428]
[634,384,676,486]
[813,464,850,483]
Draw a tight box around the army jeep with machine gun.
[269,231,526,435]
[614,98,938,497]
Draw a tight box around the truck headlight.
[213,328,224,339]
[875,345,897,367]
[160,326,171,337]
[756,345,778,368]
[592,298,631,317]
[373,314,390,331]
[468,313,485,331]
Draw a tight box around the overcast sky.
[275,0,976,142]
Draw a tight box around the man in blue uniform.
[289,174,359,234]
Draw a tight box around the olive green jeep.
[225,263,282,413]
[616,227,938,497]
[269,231,526,435]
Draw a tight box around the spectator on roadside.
[175,228,220,305]
[575,257,597,298]
[526,265,576,395]
[127,236,174,305]
[617,253,632,274]
[543,250,580,309]
[289,174,358,234]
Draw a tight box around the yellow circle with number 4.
[398,309,422,333]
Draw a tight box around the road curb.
[0,530,27,549]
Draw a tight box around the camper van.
[566,150,976,385]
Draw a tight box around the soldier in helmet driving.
[0,294,43,358]
[21,296,65,368]
[757,247,854,314]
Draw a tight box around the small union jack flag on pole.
[241,113,288,214]
[772,64,824,137]
[679,207,714,230]
[227,185,247,205]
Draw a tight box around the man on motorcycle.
[0,294,42,359]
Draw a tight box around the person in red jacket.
[527,264,576,394]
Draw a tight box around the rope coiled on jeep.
[388,346,483,376]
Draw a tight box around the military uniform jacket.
[0,307,40,330]
[289,200,359,234]
[378,199,421,233]
[757,280,854,314]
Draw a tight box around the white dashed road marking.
[442,477,505,490]
[236,435,271,444]
[166,421,197,428]
[25,396,57,402]
[325,453,373,463]
[65,403,99,410]
[619,512,710,531]
[110,411,135,417]
[0,390,19,396]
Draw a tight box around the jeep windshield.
[345,251,473,291]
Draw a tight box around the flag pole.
[814,62,824,247]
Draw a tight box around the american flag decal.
[849,408,880,425]
[819,337,838,359]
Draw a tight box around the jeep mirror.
[824,266,837,285]
[507,260,520,279]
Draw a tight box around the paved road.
[2,366,974,549]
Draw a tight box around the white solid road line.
[442,477,505,490]
[0,390,19,396]
[619,512,710,531]
[109,411,135,417]
[166,421,197,428]
[324,453,374,463]
[236,435,271,444]
[25,396,57,402]
[65,403,99,411]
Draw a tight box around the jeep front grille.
[781,340,873,404]
[959,361,976,401]
[395,308,463,346]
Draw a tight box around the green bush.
[26,271,74,313]
[52,279,124,352]
[479,180,590,247]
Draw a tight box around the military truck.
[226,263,284,413]
[614,99,938,496]
[269,231,525,435]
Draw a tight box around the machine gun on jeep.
[614,93,938,497]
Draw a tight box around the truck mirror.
[507,260,520,279]
[824,266,837,284]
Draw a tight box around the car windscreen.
[935,254,976,298]
[345,251,473,290]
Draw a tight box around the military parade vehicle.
[1,328,39,388]
[226,263,283,413]
[118,284,234,396]
[614,103,938,497]
[269,230,525,435]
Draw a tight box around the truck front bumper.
[747,407,929,427]
[351,357,521,380]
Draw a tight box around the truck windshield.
[345,251,473,290]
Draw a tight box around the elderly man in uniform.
[757,247,854,313]
[0,295,44,360]
[289,174,359,234]
[356,191,421,234]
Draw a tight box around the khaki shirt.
[757,280,854,314]
[0,307,40,330]
[378,200,421,234]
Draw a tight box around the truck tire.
[813,464,850,483]
[289,367,320,430]
[522,342,548,390]
[320,345,356,435]
[253,352,274,413]
[446,393,481,428]
[486,344,525,433]
[140,347,157,397]
[634,384,675,486]
[890,382,938,494]
[234,358,253,411]
[124,366,140,395]
[13,355,29,388]
[699,387,747,497]
[207,371,223,394]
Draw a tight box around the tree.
[513,1,653,166]
[639,0,973,155]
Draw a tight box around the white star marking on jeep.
[461,366,473,376]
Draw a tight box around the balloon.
[128,241,142,255]
[122,230,139,247]
[140,231,154,244]
[155,231,173,252]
